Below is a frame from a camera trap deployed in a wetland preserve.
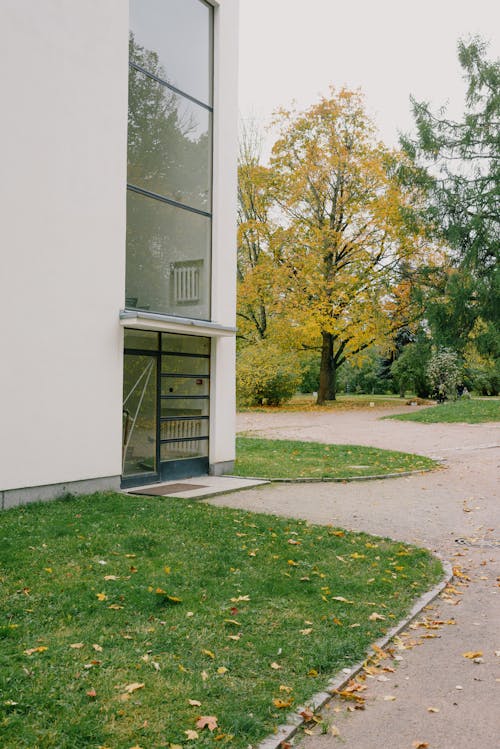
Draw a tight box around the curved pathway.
[208,406,500,748]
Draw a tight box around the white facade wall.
[0,0,238,504]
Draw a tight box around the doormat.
[129,483,209,496]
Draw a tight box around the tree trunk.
[327,358,337,400]
[317,332,333,405]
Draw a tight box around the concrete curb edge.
[226,463,445,485]
[256,557,454,749]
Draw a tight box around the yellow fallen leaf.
[412,743,429,749]
[108,604,123,610]
[96,593,107,601]
[92,644,103,652]
[463,651,483,659]
[383,695,396,701]
[24,646,48,655]
[273,697,293,708]
[230,595,250,602]
[184,730,198,740]
[300,628,312,635]
[164,566,171,574]
[228,634,241,641]
[332,596,354,603]
[104,575,119,581]
[224,619,241,626]
[217,666,229,675]
[279,685,293,693]
[428,707,440,713]
[308,668,318,677]
[201,670,209,681]
[287,560,299,566]
[202,649,215,659]
[270,662,282,670]
[188,699,201,706]
[70,643,85,649]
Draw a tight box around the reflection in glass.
[126,190,211,318]
[130,0,213,105]
[160,398,209,418]
[161,438,209,462]
[128,66,211,211]
[160,418,209,441]
[161,376,209,397]
[122,354,157,476]
[124,329,159,350]
[161,354,209,376]
[162,333,210,355]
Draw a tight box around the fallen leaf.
[300,708,314,722]
[228,634,241,641]
[412,743,429,749]
[273,697,293,708]
[188,699,201,707]
[270,662,282,670]
[383,695,396,701]
[330,725,340,736]
[108,604,123,610]
[201,670,209,681]
[300,628,312,635]
[196,715,218,731]
[122,682,145,694]
[279,685,293,693]
[202,649,215,659]
[369,612,385,621]
[96,593,107,601]
[92,644,103,652]
[463,651,483,659]
[104,575,119,581]
[332,596,354,603]
[24,646,48,655]
[184,730,199,740]
[70,643,85,649]
[217,667,228,675]
[427,707,440,713]
[230,595,250,602]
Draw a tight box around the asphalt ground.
[207,405,500,749]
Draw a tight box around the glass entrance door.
[122,330,210,486]
[122,352,158,484]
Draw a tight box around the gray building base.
[1,475,121,510]
[209,460,235,477]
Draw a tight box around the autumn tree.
[237,123,277,341]
[268,89,427,403]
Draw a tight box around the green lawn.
[0,493,443,749]
[234,436,437,479]
[386,398,500,424]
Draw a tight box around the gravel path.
[208,406,500,748]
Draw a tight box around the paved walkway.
[208,406,500,749]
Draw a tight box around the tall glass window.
[126,0,213,319]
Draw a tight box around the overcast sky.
[238,0,500,157]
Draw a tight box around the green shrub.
[390,341,431,398]
[426,348,461,402]
[237,342,302,406]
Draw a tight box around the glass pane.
[161,398,209,418]
[122,354,157,476]
[130,0,212,105]
[160,418,209,441]
[162,333,210,355]
[126,190,211,319]
[161,438,209,462]
[162,355,209,376]
[128,67,211,211]
[161,376,209,397]
[124,328,160,350]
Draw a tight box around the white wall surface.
[0,1,129,491]
[210,0,239,466]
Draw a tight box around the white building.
[0,0,239,507]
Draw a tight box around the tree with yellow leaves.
[266,89,429,403]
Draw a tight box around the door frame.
[121,331,210,488]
